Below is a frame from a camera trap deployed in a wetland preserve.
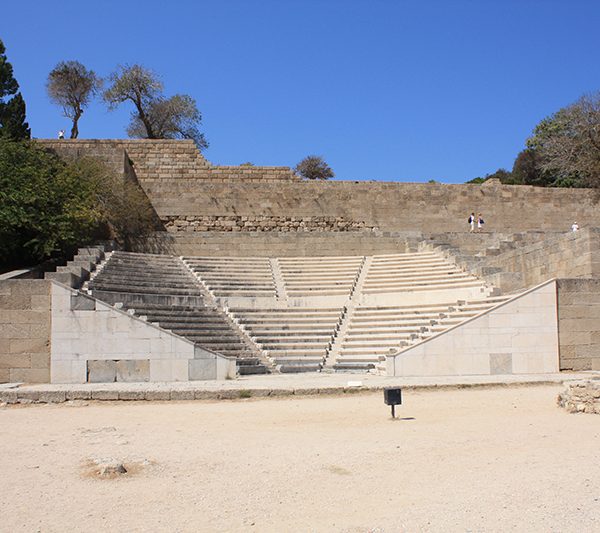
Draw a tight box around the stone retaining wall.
[558,380,600,413]
[0,280,51,383]
[37,139,298,183]
[481,229,600,291]
[557,278,600,371]
[163,215,374,233]
[134,231,416,257]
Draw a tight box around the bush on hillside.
[0,139,158,268]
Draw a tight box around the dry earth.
[1,385,599,532]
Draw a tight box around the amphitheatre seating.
[183,256,277,298]
[88,251,268,374]
[278,256,363,298]
[228,307,343,372]
[85,248,506,375]
[333,296,511,371]
[362,252,484,294]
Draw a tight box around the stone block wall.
[163,215,374,233]
[37,139,298,183]
[480,230,600,290]
[134,231,416,257]
[50,283,236,383]
[387,280,559,377]
[0,280,51,383]
[142,179,600,234]
[36,139,600,236]
[557,278,600,371]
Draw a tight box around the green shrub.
[0,139,157,269]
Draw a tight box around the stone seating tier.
[89,252,268,375]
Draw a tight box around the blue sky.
[2,0,599,182]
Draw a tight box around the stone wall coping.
[389,278,558,358]
[50,280,235,361]
[0,372,593,404]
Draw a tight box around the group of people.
[468,212,485,233]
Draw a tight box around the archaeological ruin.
[2,138,600,384]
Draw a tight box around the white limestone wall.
[387,281,559,377]
[50,283,236,383]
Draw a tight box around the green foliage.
[47,60,102,139]
[0,39,30,140]
[0,140,101,266]
[0,140,158,268]
[467,168,513,184]
[294,155,335,180]
[104,64,208,150]
[526,93,600,187]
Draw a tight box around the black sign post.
[383,387,402,418]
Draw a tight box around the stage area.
[2,385,599,531]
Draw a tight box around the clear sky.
[2,0,599,183]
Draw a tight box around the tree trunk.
[70,108,82,139]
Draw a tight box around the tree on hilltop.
[0,39,30,140]
[46,61,102,139]
[527,92,600,187]
[103,64,208,150]
[294,155,334,180]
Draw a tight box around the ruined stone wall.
[0,280,51,383]
[558,381,600,414]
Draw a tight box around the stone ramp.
[88,251,269,375]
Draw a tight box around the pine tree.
[0,39,30,140]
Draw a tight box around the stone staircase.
[88,251,269,375]
[183,256,277,298]
[278,256,363,298]
[228,307,344,373]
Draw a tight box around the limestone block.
[70,294,96,311]
[188,358,217,380]
[9,368,49,383]
[88,360,117,383]
[116,360,150,382]
[489,352,513,375]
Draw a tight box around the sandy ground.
[1,385,599,532]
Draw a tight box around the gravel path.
[1,385,599,532]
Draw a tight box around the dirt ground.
[1,385,599,532]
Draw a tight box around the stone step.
[279,364,322,373]
[92,290,206,308]
[248,329,334,337]
[266,348,327,357]
[91,283,204,296]
[92,277,196,289]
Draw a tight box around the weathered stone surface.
[116,360,150,383]
[558,380,600,414]
[87,361,117,383]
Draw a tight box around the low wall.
[134,231,417,257]
[0,280,52,383]
[558,381,600,414]
[50,283,236,383]
[387,281,559,377]
[557,278,600,371]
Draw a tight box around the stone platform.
[1,371,597,405]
